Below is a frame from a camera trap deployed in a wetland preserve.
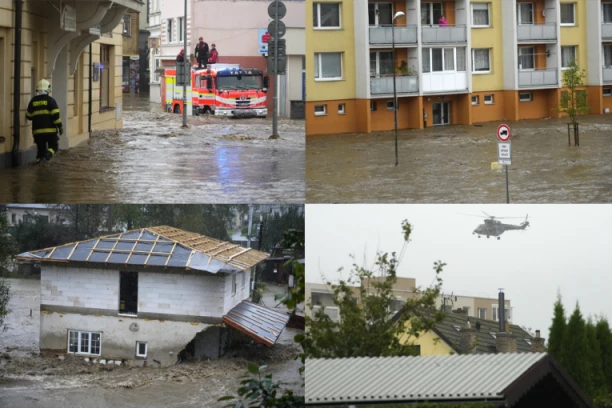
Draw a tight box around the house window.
[561,46,576,68]
[472,48,491,73]
[314,52,342,80]
[478,308,487,319]
[422,48,466,73]
[484,94,494,104]
[119,271,138,315]
[232,273,237,295]
[368,2,393,26]
[411,345,421,355]
[604,88,612,97]
[68,330,101,355]
[370,51,394,77]
[370,100,377,111]
[421,2,443,26]
[313,2,341,29]
[167,19,173,43]
[312,305,340,322]
[311,293,321,304]
[519,92,532,102]
[560,3,575,26]
[338,103,346,114]
[123,14,131,36]
[314,104,327,116]
[517,3,534,25]
[604,3,612,24]
[604,45,612,66]
[136,341,148,358]
[178,17,184,42]
[471,95,479,105]
[99,45,111,109]
[153,58,161,83]
[472,3,490,27]
[386,100,395,110]
[518,47,534,70]
[11,214,16,224]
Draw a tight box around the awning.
[222,301,290,347]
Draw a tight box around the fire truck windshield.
[216,74,263,91]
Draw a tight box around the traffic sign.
[268,20,286,39]
[498,142,511,165]
[268,56,286,75]
[268,1,287,19]
[497,124,511,142]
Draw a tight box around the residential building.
[0,0,143,168]
[5,204,68,226]
[305,353,592,407]
[305,0,612,136]
[122,2,151,94]
[148,0,305,118]
[147,0,163,100]
[15,226,291,366]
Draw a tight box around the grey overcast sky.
[305,204,612,340]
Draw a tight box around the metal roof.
[222,300,290,347]
[306,353,547,405]
[15,226,269,273]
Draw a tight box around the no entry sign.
[497,124,511,142]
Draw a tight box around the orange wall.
[472,91,506,123]
[422,94,466,127]
[306,100,360,135]
[535,45,547,69]
[547,88,561,118]
[503,91,519,121]
[589,86,604,115]
[371,97,422,131]
[355,99,372,133]
[443,1,456,25]
[394,0,407,25]
[517,89,556,120]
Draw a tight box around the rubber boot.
[45,148,55,161]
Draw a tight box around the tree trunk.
[574,122,579,146]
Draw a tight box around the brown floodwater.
[306,116,612,203]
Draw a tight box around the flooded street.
[0,279,304,407]
[306,116,612,203]
[0,94,305,203]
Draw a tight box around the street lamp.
[392,11,405,166]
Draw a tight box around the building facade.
[305,0,612,136]
[0,0,142,168]
[122,5,151,95]
[5,204,67,226]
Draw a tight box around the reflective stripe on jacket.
[26,94,62,135]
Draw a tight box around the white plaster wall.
[41,266,119,310]
[222,270,251,314]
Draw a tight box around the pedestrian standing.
[25,79,62,163]
[176,48,185,63]
[208,44,219,64]
[195,37,209,69]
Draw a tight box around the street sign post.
[497,142,511,165]
[496,124,511,203]
[497,124,511,142]
[267,20,286,38]
[269,0,286,138]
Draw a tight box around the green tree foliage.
[561,304,592,395]
[11,214,72,253]
[256,206,305,252]
[547,294,567,362]
[0,205,17,272]
[587,319,608,396]
[597,319,612,393]
[557,61,589,125]
[304,220,446,359]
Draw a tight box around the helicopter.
[462,212,530,240]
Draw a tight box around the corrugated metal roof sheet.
[15,226,269,273]
[306,353,547,405]
[222,300,290,347]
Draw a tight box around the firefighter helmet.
[36,79,51,94]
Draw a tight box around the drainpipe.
[11,0,23,167]
[88,44,93,133]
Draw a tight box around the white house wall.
[222,270,251,314]
[41,266,119,310]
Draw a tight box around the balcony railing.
[421,25,467,44]
[603,67,612,83]
[422,71,468,93]
[517,23,557,42]
[517,68,558,88]
[370,75,419,95]
[602,23,612,40]
[369,25,418,45]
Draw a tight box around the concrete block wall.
[41,266,119,310]
[138,272,227,318]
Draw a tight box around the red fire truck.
[160,64,269,118]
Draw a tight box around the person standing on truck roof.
[208,44,218,64]
[176,48,185,63]
[25,79,63,164]
[195,37,209,69]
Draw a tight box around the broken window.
[136,341,147,358]
[119,271,138,315]
[67,330,101,355]
[232,274,237,295]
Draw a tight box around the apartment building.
[305,0,612,136]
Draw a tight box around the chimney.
[498,290,505,332]
[460,320,477,354]
[531,329,546,352]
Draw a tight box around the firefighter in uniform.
[26,79,63,163]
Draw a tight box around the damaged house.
[16,226,290,366]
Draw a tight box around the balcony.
[422,71,467,93]
[517,23,557,43]
[369,25,418,45]
[603,67,612,84]
[518,68,558,88]
[421,25,467,44]
[370,75,418,95]
[602,23,612,41]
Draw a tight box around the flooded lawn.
[0,95,305,204]
[0,279,303,408]
[306,116,612,203]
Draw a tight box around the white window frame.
[471,48,491,74]
[471,3,491,28]
[369,2,394,26]
[471,95,479,105]
[478,307,486,319]
[123,14,132,36]
[604,3,612,24]
[338,103,346,114]
[370,50,394,77]
[561,46,576,69]
[167,19,173,43]
[67,330,101,356]
[136,341,148,358]
[560,3,576,26]
[314,52,343,81]
[312,305,340,322]
[313,2,342,30]
[517,3,534,25]
[518,46,535,71]
[423,47,465,73]
[386,100,395,111]
[484,94,494,104]
[314,104,327,116]
[604,88,612,97]
[519,92,533,102]
[492,305,513,322]
[178,17,184,42]
[422,2,444,26]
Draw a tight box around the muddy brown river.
[0,95,305,204]
[306,116,612,203]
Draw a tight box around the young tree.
[561,304,592,394]
[303,220,446,359]
[547,294,567,362]
[587,319,607,397]
[557,60,589,146]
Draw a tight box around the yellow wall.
[560,1,587,76]
[306,0,356,102]
[398,321,454,356]
[471,0,504,92]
